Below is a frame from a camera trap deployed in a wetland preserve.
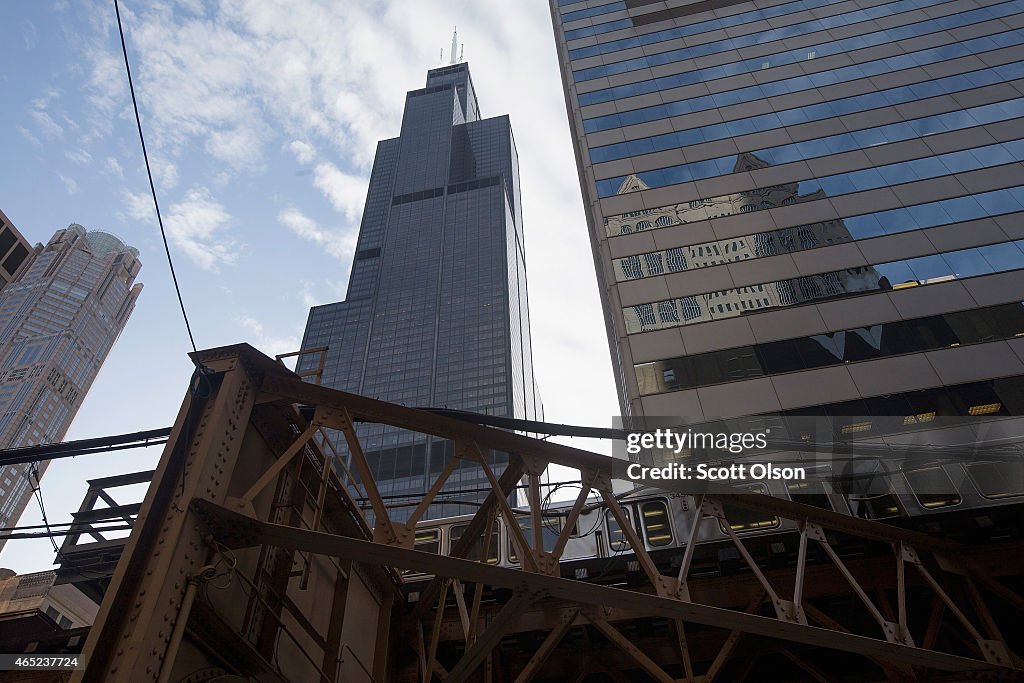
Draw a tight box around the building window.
[658,300,679,323]
[681,297,702,320]
[798,229,818,249]
[621,256,643,280]
[798,277,822,300]
[633,304,657,329]
[666,248,687,272]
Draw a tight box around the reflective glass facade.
[297,64,542,519]
[550,0,1024,420]
[0,225,142,549]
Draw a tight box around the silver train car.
[402,457,1024,590]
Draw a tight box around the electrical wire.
[114,0,198,353]
[28,464,63,559]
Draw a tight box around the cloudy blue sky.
[0,0,618,572]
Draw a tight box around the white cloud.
[152,157,179,191]
[278,207,355,261]
[234,315,299,357]
[21,19,38,51]
[66,148,93,165]
[17,126,41,147]
[173,0,205,15]
[124,191,154,222]
[30,110,64,140]
[287,139,316,165]
[104,156,124,178]
[58,173,79,195]
[312,161,367,221]
[297,279,318,308]
[206,126,263,168]
[161,188,237,271]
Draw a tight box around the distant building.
[0,209,32,292]
[298,63,542,518]
[0,568,96,660]
[0,225,142,551]
[0,568,97,631]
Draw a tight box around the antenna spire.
[450,26,458,65]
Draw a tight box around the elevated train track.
[16,343,1021,682]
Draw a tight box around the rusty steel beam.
[258,369,969,558]
[446,595,534,683]
[586,616,676,683]
[414,456,525,621]
[192,498,1012,674]
[512,608,579,683]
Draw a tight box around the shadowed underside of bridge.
[51,344,1024,683]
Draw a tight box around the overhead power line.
[114,0,198,353]
[0,428,170,468]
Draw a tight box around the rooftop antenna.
[450,26,458,65]
[439,48,443,65]
[459,43,464,62]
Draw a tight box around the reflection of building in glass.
[549,0,1024,423]
[298,63,542,519]
[612,153,883,332]
[0,226,142,550]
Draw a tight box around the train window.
[450,524,500,564]
[905,467,961,509]
[509,515,562,562]
[641,501,673,547]
[401,529,440,577]
[605,508,631,552]
[967,461,1024,499]
[786,469,832,510]
[415,529,440,554]
[840,458,903,519]
[719,485,779,533]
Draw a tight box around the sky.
[0,0,620,573]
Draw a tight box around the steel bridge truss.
[72,344,1024,682]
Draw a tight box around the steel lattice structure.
[62,344,1024,683]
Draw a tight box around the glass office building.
[0,225,142,550]
[298,63,542,519]
[549,0,1024,422]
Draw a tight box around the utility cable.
[29,464,62,559]
[114,0,198,353]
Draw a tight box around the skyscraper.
[0,225,142,548]
[298,63,542,517]
[549,0,1024,422]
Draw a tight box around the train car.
[401,452,1024,599]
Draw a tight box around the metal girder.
[446,595,534,683]
[512,608,579,683]
[70,345,1024,682]
[413,457,525,621]
[259,370,970,558]
[586,615,676,683]
[191,498,1011,674]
